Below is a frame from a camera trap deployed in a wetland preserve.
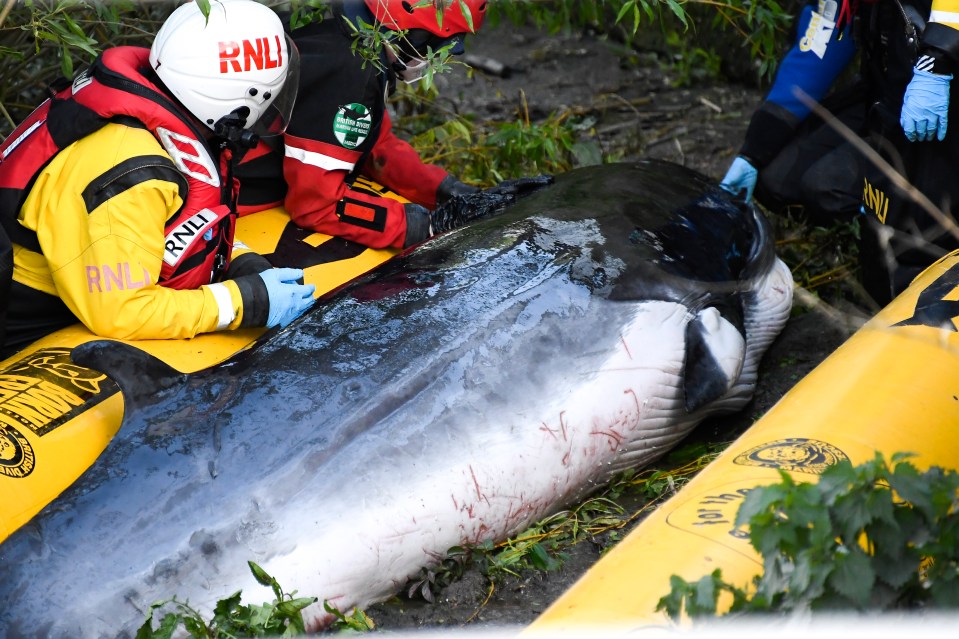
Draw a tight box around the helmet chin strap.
[384,43,429,83]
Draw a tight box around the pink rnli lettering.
[219,35,283,73]
[86,264,151,293]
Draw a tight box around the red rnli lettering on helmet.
[218,35,284,73]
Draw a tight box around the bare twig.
[519,88,530,127]
[793,285,871,331]
[465,579,495,623]
[646,125,688,147]
[601,93,646,118]
[795,88,959,244]
[0,0,15,29]
[699,95,722,113]
[462,54,510,78]
[0,101,15,137]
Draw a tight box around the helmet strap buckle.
[213,109,259,152]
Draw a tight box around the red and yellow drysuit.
[236,17,449,249]
[0,47,272,357]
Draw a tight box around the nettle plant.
[135,561,317,638]
[658,452,959,619]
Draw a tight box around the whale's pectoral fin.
[71,340,188,412]
[683,307,746,412]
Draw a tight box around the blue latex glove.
[901,68,952,142]
[719,156,758,202]
[258,268,316,329]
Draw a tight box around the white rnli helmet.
[150,0,298,135]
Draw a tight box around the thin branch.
[795,88,959,244]
[0,0,15,29]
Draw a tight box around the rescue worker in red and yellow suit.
[0,0,315,359]
[236,0,552,249]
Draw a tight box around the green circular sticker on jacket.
[333,103,372,149]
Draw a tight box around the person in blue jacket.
[719,0,862,224]
[722,0,959,306]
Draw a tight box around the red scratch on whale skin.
[423,548,446,563]
[625,388,640,415]
[469,465,488,505]
[590,424,625,452]
[540,411,571,443]
[539,421,560,440]
[468,523,491,545]
[505,502,515,526]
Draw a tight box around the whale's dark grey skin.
[0,161,793,637]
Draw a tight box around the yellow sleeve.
[931,1,959,30]
[19,123,248,340]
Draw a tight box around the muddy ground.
[364,20,869,633]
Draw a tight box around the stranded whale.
[0,161,793,636]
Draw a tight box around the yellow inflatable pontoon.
[0,177,399,542]
[528,249,959,632]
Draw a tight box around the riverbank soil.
[366,19,867,632]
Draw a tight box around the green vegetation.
[658,453,959,620]
[0,0,799,205]
[134,561,374,637]
[773,211,866,311]
[0,0,793,137]
[135,561,317,638]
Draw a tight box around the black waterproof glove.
[483,175,555,198]
[430,190,516,234]
[404,203,433,248]
[431,174,555,234]
[436,175,480,204]
[437,174,555,204]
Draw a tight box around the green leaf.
[690,571,718,615]
[889,460,933,518]
[655,574,695,621]
[276,596,317,616]
[213,590,243,617]
[929,570,959,606]
[61,13,85,38]
[181,616,207,636]
[832,491,877,542]
[664,0,688,27]
[528,542,553,570]
[828,549,875,607]
[735,474,790,527]
[247,602,276,629]
[457,0,474,32]
[873,548,918,589]
[60,45,74,78]
[248,561,274,587]
[196,0,211,23]
[614,2,633,26]
[144,612,180,639]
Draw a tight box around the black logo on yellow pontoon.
[893,261,959,331]
[733,438,847,475]
[0,347,118,439]
[0,424,35,478]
